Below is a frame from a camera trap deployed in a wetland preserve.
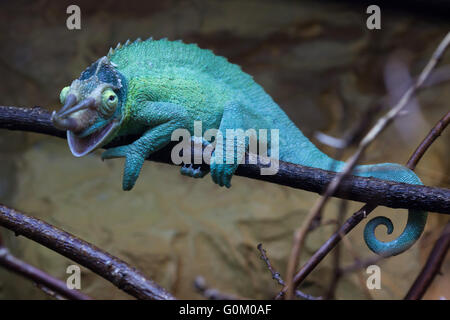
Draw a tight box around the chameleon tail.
[354,163,428,256]
[278,122,427,256]
[363,208,427,256]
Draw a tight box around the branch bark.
[277,109,450,299]
[404,221,450,300]
[257,243,322,300]
[0,204,175,300]
[0,233,91,300]
[0,105,448,215]
[284,31,450,299]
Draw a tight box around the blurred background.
[0,0,449,299]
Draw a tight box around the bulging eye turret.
[101,88,118,116]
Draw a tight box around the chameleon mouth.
[52,95,97,133]
[67,121,118,157]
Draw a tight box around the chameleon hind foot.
[209,156,237,188]
[180,164,209,178]
[179,136,211,179]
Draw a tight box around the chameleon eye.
[101,89,118,117]
[60,86,70,104]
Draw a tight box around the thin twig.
[316,65,450,150]
[339,254,386,276]
[324,200,346,299]
[404,221,450,300]
[0,204,175,300]
[257,243,284,286]
[0,106,448,214]
[278,107,450,299]
[194,276,242,300]
[0,232,91,300]
[338,227,375,300]
[284,31,450,299]
[0,244,92,300]
[35,283,67,300]
[406,111,450,169]
[257,243,322,300]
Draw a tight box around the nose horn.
[56,96,96,119]
[57,94,77,116]
[51,111,83,132]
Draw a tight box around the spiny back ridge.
[107,38,261,95]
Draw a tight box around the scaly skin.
[51,38,427,257]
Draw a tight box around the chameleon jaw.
[52,94,120,157]
[67,120,119,157]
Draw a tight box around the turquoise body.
[57,38,428,257]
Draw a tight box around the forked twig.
[0,233,91,300]
[283,32,450,299]
[257,243,322,300]
[0,205,175,300]
[280,106,450,299]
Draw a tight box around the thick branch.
[0,105,448,215]
[0,233,91,300]
[0,204,175,300]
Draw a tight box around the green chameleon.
[51,38,427,257]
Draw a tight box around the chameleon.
[51,38,427,257]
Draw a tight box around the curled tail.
[278,123,427,256]
[354,163,428,256]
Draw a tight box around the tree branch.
[0,105,448,215]
[0,204,175,300]
[194,276,241,300]
[284,31,450,299]
[277,109,450,299]
[404,221,450,300]
[0,233,91,300]
[257,243,322,300]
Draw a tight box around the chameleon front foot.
[102,145,146,191]
[180,164,209,178]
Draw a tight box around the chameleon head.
[51,56,125,157]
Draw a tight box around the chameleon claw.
[180,163,209,179]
